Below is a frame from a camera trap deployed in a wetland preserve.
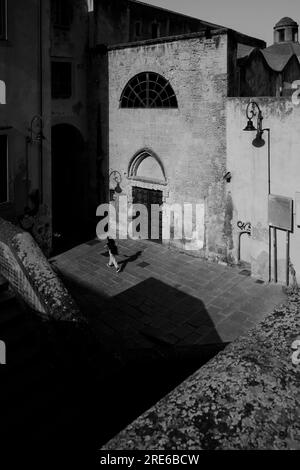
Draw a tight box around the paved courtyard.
[51,238,286,357]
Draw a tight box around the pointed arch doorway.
[128,150,167,243]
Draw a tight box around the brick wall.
[108,33,229,256]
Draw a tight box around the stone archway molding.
[128,148,167,186]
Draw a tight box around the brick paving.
[51,239,286,357]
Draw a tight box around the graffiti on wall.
[237,221,252,233]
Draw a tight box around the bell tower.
[274,17,299,43]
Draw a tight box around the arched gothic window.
[120,72,178,108]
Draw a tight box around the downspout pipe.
[265,128,271,282]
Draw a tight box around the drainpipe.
[265,128,272,283]
[286,232,290,287]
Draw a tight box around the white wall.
[227,97,300,284]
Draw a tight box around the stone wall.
[89,2,264,239]
[108,33,229,256]
[89,0,225,215]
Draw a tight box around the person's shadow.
[118,251,143,272]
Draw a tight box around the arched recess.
[127,149,168,244]
[0,80,6,104]
[51,123,89,253]
[128,149,167,185]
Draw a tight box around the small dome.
[275,17,298,29]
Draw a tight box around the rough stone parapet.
[0,218,82,322]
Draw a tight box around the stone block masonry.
[108,32,229,257]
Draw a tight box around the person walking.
[105,237,121,273]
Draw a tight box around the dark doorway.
[132,186,163,242]
[51,124,91,255]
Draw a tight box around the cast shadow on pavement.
[23,270,229,456]
[118,250,143,272]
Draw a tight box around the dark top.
[106,238,118,255]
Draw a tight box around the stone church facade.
[108,12,300,277]
[108,28,263,256]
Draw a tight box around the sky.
[141,0,300,46]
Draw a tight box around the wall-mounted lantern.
[243,100,271,195]
[243,100,269,149]
[243,100,273,282]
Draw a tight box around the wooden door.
[132,187,163,242]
